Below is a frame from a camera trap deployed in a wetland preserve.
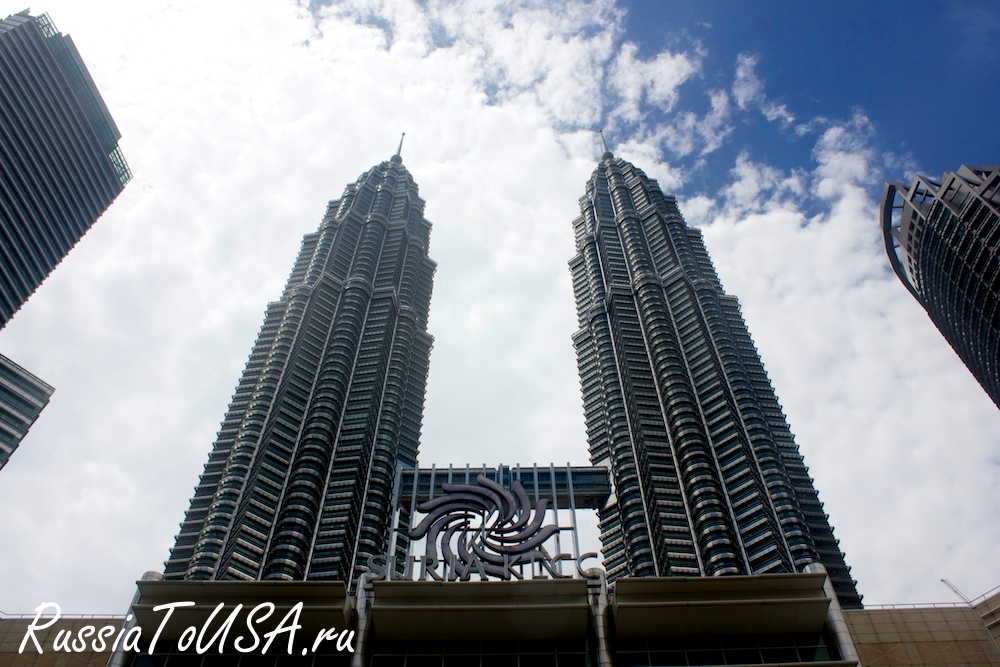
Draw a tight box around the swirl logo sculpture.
[407,474,560,578]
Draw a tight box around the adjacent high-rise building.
[0,353,53,470]
[0,10,129,466]
[165,149,435,587]
[881,165,1000,409]
[569,144,861,607]
[0,10,130,325]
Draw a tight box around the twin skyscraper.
[164,142,861,609]
[165,151,434,585]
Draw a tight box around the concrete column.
[350,574,373,667]
[107,571,163,667]
[804,562,861,665]
[587,573,614,667]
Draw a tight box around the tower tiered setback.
[165,151,435,586]
[569,145,861,608]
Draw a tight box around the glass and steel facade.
[0,352,53,470]
[881,164,1000,409]
[0,11,130,326]
[165,154,435,587]
[569,150,861,608]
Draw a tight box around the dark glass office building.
[0,353,53,470]
[569,146,861,607]
[0,10,128,465]
[0,10,130,325]
[881,165,1000,409]
[165,151,435,587]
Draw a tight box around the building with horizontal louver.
[0,10,128,467]
[164,149,435,588]
[881,164,1000,409]
[0,353,52,470]
[0,10,130,326]
[569,143,861,608]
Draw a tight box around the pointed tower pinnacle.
[392,132,405,164]
[599,130,613,161]
[165,153,436,587]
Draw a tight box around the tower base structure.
[7,572,1000,667]
[5,464,997,666]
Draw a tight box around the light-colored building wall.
[0,617,124,667]
[975,588,1000,646]
[845,605,1000,666]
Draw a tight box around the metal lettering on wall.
[365,474,600,581]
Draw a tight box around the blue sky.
[618,0,1000,197]
[0,0,998,613]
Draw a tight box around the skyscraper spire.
[599,129,612,160]
[396,132,406,158]
[165,154,436,586]
[569,152,861,608]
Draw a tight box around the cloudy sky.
[1,0,998,613]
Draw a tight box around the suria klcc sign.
[365,474,601,581]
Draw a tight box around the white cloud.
[696,116,1000,605]
[719,151,807,216]
[761,102,795,125]
[0,0,637,612]
[0,0,995,617]
[733,52,795,125]
[732,53,763,109]
[608,40,701,123]
[656,88,733,157]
